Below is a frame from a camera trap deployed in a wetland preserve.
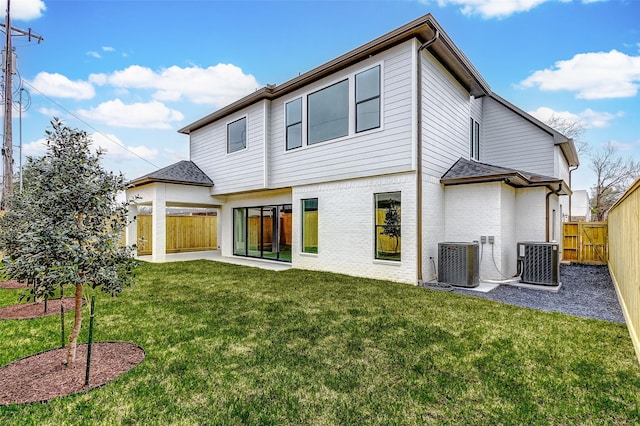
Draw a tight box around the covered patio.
[126,161,221,262]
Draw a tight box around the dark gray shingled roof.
[441,157,570,195]
[128,160,214,188]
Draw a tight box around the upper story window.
[308,79,349,145]
[228,117,247,154]
[286,98,302,150]
[355,66,381,133]
[470,118,480,161]
[285,64,381,151]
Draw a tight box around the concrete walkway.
[135,250,292,271]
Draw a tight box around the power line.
[1,0,43,209]
[22,79,161,171]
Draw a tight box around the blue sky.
[6,0,640,191]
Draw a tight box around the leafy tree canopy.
[0,119,136,362]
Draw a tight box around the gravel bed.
[454,264,625,323]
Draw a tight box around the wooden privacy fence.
[562,222,608,264]
[608,177,640,364]
[137,215,217,255]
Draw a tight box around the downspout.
[416,24,440,284]
[545,183,562,242]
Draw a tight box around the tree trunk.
[65,283,83,365]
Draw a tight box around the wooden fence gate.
[137,215,217,255]
[562,222,608,264]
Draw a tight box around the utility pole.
[1,0,43,210]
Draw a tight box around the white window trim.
[226,115,249,156]
[281,60,385,154]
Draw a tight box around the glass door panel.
[247,207,262,258]
[233,208,247,256]
[262,207,279,260]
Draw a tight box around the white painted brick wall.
[515,187,547,242]
[292,173,417,284]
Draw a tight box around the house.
[569,189,592,222]
[126,13,579,285]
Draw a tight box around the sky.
[4,0,640,192]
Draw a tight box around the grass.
[1,260,639,425]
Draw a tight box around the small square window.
[228,117,247,153]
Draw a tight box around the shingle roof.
[128,160,214,188]
[441,157,570,195]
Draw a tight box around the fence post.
[84,296,96,386]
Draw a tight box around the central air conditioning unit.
[517,242,559,286]
[438,242,480,288]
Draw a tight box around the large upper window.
[375,192,401,261]
[228,117,247,154]
[302,198,318,254]
[355,66,380,133]
[470,118,480,160]
[286,98,302,150]
[308,79,349,144]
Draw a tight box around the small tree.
[0,119,136,365]
[381,200,401,254]
[590,142,640,221]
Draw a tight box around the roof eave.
[178,14,491,134]
[128,177,214,189]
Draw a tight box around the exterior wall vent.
[438,242,480,287]
[517,242,559,286]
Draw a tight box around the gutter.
[416,24,440,284]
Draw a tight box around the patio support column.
[126,203,137,248]
[152,183,167,262]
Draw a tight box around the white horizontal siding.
[482,97,555,177]
[421,50,471,178]
[269,40,415,188]
[190,102,266,195]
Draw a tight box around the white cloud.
[90,63,260,107]
[529,106,623,129]
[87,51,101,59]
[38,107,62,116]
[431,0,551,18]
[76,99,184,129]
[607,140,639,152]
[28,72,95,100]
[102,46,115,52]
[520,50,640,99]
[0,0,45,21]
[90,133,159,161]
[427,0,610,18]
[21,133,159,162]
[22,138,48,157]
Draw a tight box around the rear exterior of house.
[127,14,578,285]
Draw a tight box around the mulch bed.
[0,297,82,320]
[0,342,145,405]
[0,280,27,290]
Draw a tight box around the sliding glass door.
[233,204,292,262]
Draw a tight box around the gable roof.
[489,93,579,167]
[128,160,214,188]
[178,13,491,135]
[441,157,571,195]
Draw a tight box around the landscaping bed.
[455,263,625,323]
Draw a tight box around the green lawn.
[1,260,639,425]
